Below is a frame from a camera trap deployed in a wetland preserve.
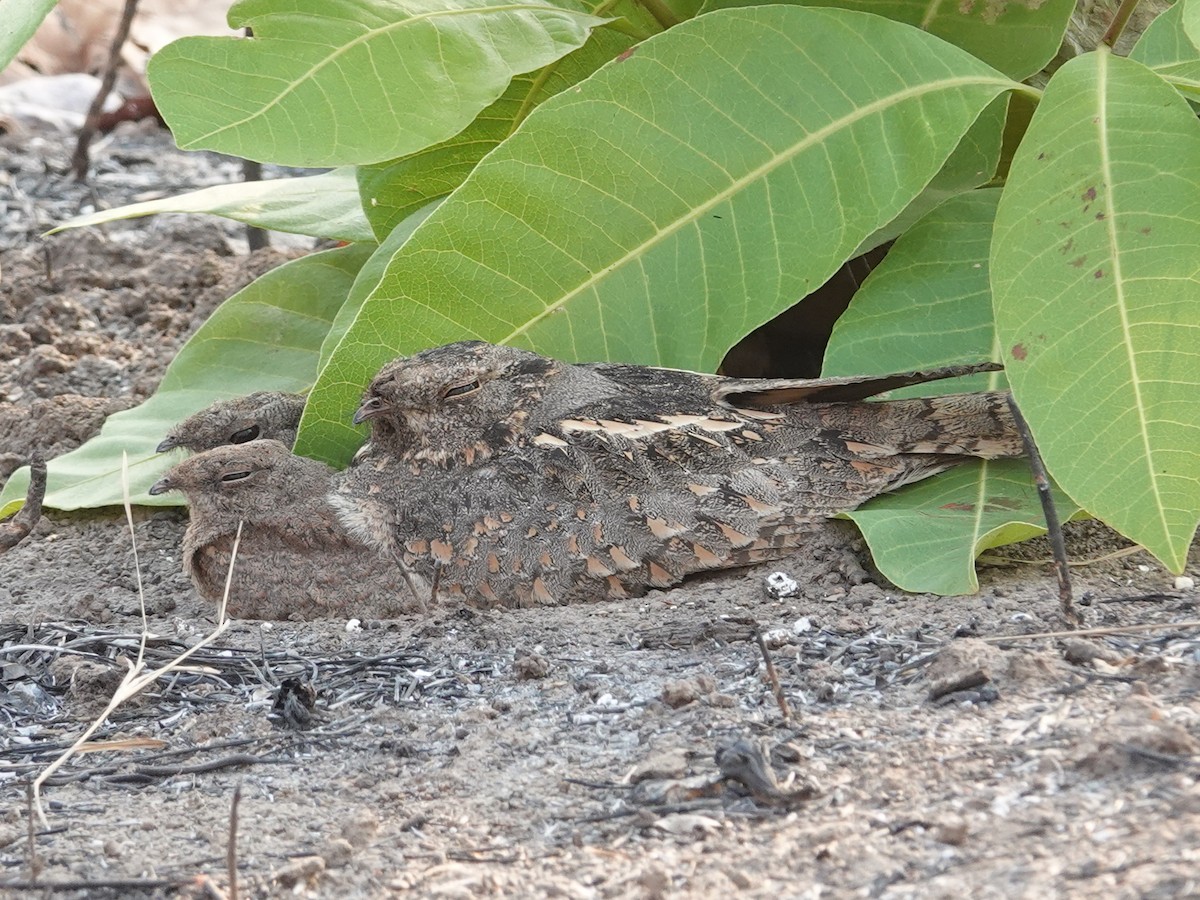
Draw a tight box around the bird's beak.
[148,476,174,496]
[352,396,388,425]
[155,436,178,453]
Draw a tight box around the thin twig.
[25,783,38,883]
[228,781,242,900]
[1006,396,1076,624]
[754,626,792,721]
[71,0,141,180]
[29,460,239,824]
[0,454,47,552]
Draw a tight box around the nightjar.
[333,341,1022,608]
[151,440,415,620]
[157,391,306,454]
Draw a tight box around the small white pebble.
[259,622,273,631]
[792,616,812,634]
[1137,564,1151,573]
[766,571,799,598]
[1174,576,1195,591]
[345,618,362,632]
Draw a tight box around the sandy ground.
[1,121,1199,899]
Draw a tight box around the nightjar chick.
[151,440,418,620]
[334,341,1023,608]
[157,391,306,453]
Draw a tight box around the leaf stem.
[1101,0,1141,48]
[637,0,682,29]
[594,0,657,40]
[511,62,563,133]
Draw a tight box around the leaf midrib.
[496,74,1014,347]
[1094,50,1173,555]
[185,3,599,146]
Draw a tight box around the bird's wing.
[713,362,1002,408]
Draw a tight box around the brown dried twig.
[72,0,141,180]
[228,781,242,900]
[1006,396,1077,624]
[0,454,46,553]
[754,626,792,721]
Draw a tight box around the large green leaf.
[147,0,608,167]
[856,96,1006,256]
[991,51,1200,571]
[47,169,373,243]
[0,245,373,518]
[700,0,1076,80]
[844,460,1081,595]
[0,0,57,72]
[356,28,634,239]
[1131,0,1200,97]
[825,189,1076,593]
[827,188,1003,394]
[301,6,1019,465]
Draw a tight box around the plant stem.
[1101,0,1141,48]
[1006,396,1078,626]
[511,62,563,133]
[72,0,140,181]
[638,0,682,29]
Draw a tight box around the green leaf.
[147,0,608,167]
[47,168,374,243]
[304,6,1018,464]
[700,0,1076,80]
[857,94,1006,255]
[844,460,1081,595]
[1182,0,1200,52]
[0,245,373,518]
[826,188,1062,594]
[991,51,1200,572]
[827,188,1004,395]
[295,202,442,463]
[356,28,634,239]
[0,0,57,72]
[1131,0,1200,97]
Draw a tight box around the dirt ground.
[1,121,1199,899]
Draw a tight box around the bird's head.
[353,341,559,465]
[157,392,305,454]
[149,440,331,519]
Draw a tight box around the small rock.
[766,571,798,598]
[925,639,999,701]
[1174,575,1195,591]
[662,675,715,708]
[1061,638,1124,667]
[272,855,324,889]
[513,652,550,680]
[321,837,355,869]
[935,819,969,846]
[636,865,672,899]
[342,808,380,848]
[630,748,689,783]
[724,867,754,890]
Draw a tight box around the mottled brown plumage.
[157,392,306,454]
[150,440,416,620]
[334,341,1023,608]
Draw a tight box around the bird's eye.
[221,470,253,483]
[443,379,481,400]
[230,425,261,444]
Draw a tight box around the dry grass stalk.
[28,453,240,827]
